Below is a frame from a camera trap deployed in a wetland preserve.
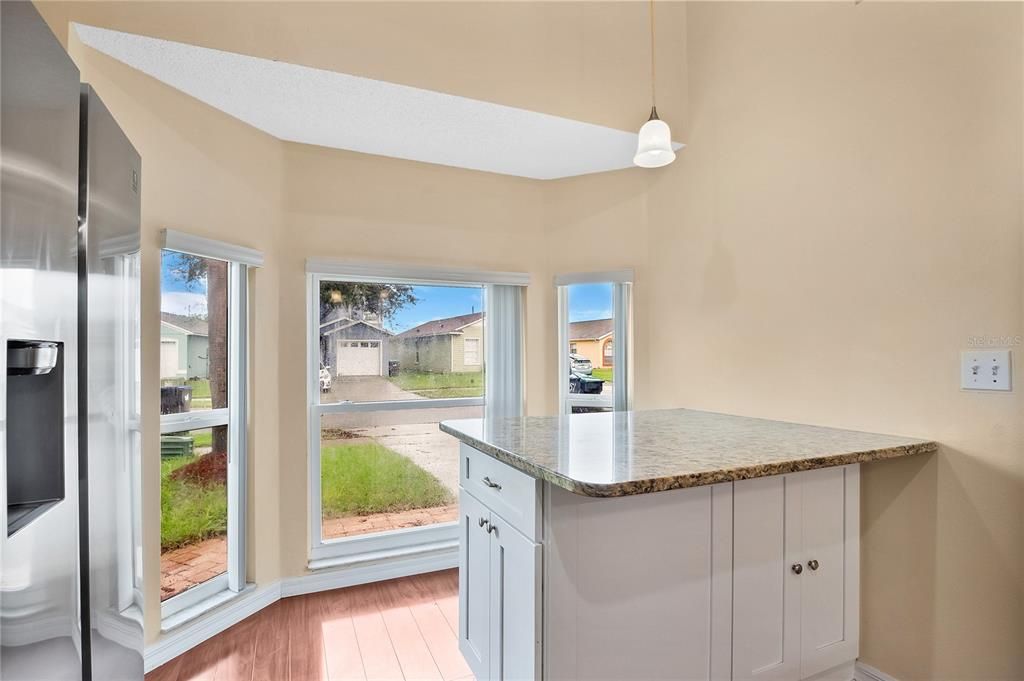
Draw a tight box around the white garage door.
[160,339,179,378]
[336,340,381,376]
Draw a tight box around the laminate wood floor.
[146,569,473,681]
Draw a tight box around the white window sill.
[160,584,254,634]
[308,538,458,572]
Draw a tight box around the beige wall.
[654,5,1023,677]
[542,3,1022,677]
[36,2,1023,676]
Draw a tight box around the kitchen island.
[440,409,936,681]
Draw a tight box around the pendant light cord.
[649,0,658,117]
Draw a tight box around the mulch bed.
[321,427,361,440]
[169,451,227,486]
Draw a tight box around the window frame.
[556,270,633,413]
[115,252,144,613]
[306,262,528,567]
[157,248,250,622]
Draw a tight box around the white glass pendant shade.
[633,107,675,168]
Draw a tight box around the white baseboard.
[144,582,280,673]
[144,548,458,672]
[0,613,73,647]
[855,661,899,681]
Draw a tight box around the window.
[556,270,632,413]
[464,338,480,367]
[307,261,526,566]
[158,229,260,621]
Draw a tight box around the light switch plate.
[961,349,1012,391]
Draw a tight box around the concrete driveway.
[321,374,424,403]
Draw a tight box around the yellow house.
[568,318,613,369]
[392,311,484,373]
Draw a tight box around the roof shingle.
[161,312,208,336]
[396,312,483,339]
[568,317,612,341]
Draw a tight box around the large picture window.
[158,230,259,621]
[557,270,632,413]
[307,262,526,566]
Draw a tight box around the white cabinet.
[458,443,860,681]
[732,466,859,681]
[459,490,492,679]
[488,512,541,681]
[458,487,541,681]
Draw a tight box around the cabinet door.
[799,466,858,678]
[732,475,801,681]
[459,489,491,680]
[488,513,541,681]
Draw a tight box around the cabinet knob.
[808,559,819,571]
[478,517,489,530]
[482,476,502,491]
[791,563,804,575]
[487,523,497,535]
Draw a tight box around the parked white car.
[319,363,332,392]
[569,353,593,375]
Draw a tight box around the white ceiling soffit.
[74,23,682,180]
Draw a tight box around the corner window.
[556,271,632,413]
[158,229,260,622]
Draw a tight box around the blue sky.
[388,285,483,333]
[161,253,613,327]
[567,282,613,322]
[161,251,208,316]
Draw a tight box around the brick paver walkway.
[160,535,227,601]
[159,505,458,601]
[322,503,459,540]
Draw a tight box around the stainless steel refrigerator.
[1,3,144,679]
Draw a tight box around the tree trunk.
[207,259,229,455]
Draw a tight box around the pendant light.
[634,0,677,168]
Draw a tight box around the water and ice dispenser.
[5,339,66,536]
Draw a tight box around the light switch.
[960,349,1012,391]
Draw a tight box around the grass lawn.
[592,367,614,383]
[321,440,453,517]
[191,429,212,449]
[161,455,226,551]
[389,370,484,398]
[187,378,212,409]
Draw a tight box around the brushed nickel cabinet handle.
[482,476,502,491]
[808,559,819,571]
[792,563,804,575]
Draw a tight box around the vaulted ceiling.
[39,2,688,178]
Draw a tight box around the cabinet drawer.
[460,443,540,541]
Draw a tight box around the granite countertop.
[440,408,937,497]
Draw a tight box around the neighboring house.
[320,308,393,377]
[392,312,483,374]
[568,317,613,369]
[160,312,209,379]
